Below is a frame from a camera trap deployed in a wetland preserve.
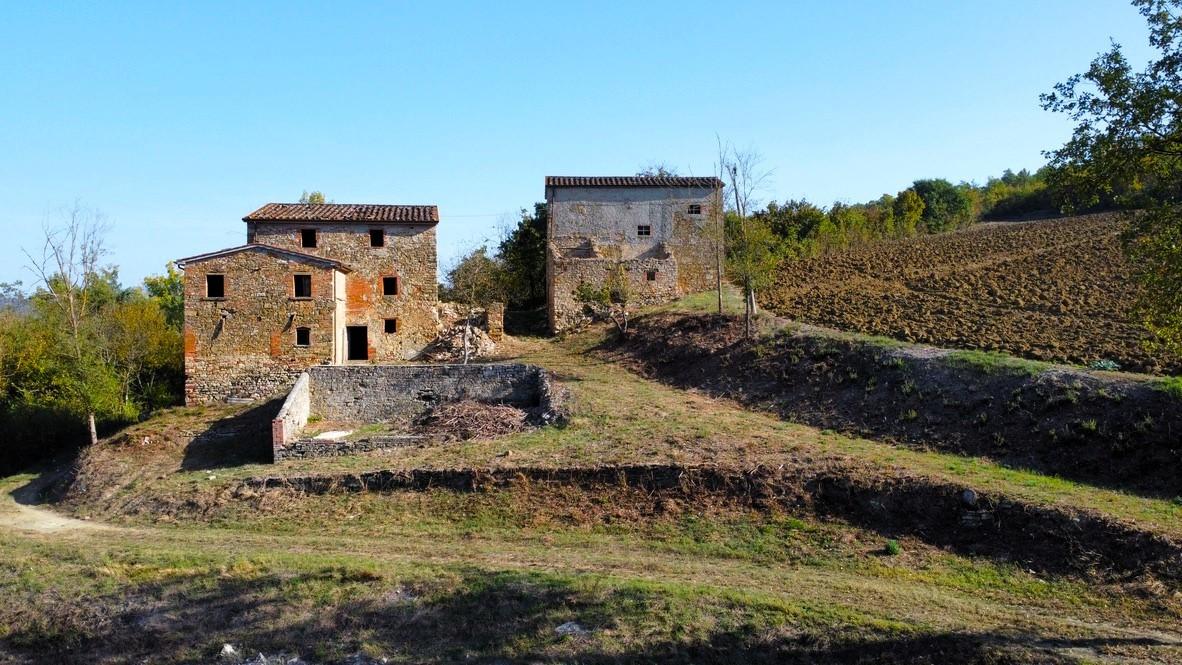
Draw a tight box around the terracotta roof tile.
[545,176,723,188]
[243,203,439,224]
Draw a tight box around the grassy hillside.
[4,306,1182,663]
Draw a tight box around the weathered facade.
[544,176,724,332]
[177,203,439,404]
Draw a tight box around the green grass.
[663,286,746,316]
[65,316,1182,540]
[1154,375,1182,398]
[13,297,1182,660]
[3,469,1173,663]
[944,349,1052,376]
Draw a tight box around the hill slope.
[763,213,1180,374]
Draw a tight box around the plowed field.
[763,213,1180,374]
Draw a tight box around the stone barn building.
[177,203,439,404]
[544,176,724,332]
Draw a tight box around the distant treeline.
[750,165,1132,257]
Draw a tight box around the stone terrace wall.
[271,372,311,452]
[272,363,565,461]
[308,364,541,422]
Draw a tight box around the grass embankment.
[4,289,1182,662]
[4,470,1180,663]
[65,315,1182,538]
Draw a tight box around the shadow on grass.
[180,398,281,471]
[600,311,1182,500]
[2,564,1167,664]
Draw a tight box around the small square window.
[687,204,702,215]
[384,318,398,334]
[369,229,384,247]
[295,327,311,347]
[637,225,652,237]
[293,274,312,298]
[300,229,317,248]
[205,274,225,298]
[646,270,658,281]
[382,276,399,296]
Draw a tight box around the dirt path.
[0,473,112,534]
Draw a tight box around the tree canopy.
[1042,0,1182,356]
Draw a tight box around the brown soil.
[609,312,1182,498]
[242,463,1182,587]
[762,213,1181,374]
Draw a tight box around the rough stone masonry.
[544,176,724,333]
[176,203,439,404]
[271,363,566,460]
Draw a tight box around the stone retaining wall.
[271,372,311,449]
[272,363,565,461]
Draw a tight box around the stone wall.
[545,185,722,332]
[308,363,541,422]
[272,363,565,461]
[271,372,310,450]
[181,248,344,404]
[249,221,438,360]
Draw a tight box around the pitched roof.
[174,244,352,272]
[243,203,439,224]
[545,176,724,188]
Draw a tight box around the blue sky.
[0,1,1156,288]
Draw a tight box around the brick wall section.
[272,363,567,460]
[545,185,723,332]
[249,222,438,360]
[486,302,505,341]
[182,249,345,404]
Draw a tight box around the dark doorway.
[346,326,368,361]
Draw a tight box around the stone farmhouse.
[544,176,725,333]
[176,203,439,404]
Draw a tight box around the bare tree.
[717,139,773,336]
[23,204,110,445]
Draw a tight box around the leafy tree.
[97,297,182,409]
[912,179,972,232]
[24,205,118,445]
[829,203,870,247]
[447,247,506,363]
[497,204,548,308]
[574,262,635,334]
[5,206,184,472]
[719,143,774,336]
[0,282,26,312]
[758,200,828,247]
[636,163,679,177]
[143,262,184,329]
[867,194,897,238]
[724,213,781,336]
[1042,0,1182,356]
[1044,0,1182,359]
[892,189,925,236]
[299,190,327,204]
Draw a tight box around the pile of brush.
[415,400,529,441]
